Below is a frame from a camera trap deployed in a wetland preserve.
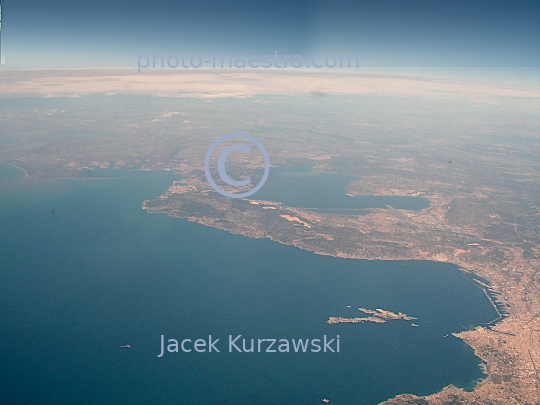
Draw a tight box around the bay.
[0,170,497,405]
[253,164,429,211]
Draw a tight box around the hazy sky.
[2,0,540,68]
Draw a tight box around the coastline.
[142,178,539,404]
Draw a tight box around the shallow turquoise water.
[0,171,497,405]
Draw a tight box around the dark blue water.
[253,165,429,211]
[0,171,497,405]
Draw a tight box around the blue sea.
[0,168,498,405]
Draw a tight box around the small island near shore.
[328,307,417,325]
